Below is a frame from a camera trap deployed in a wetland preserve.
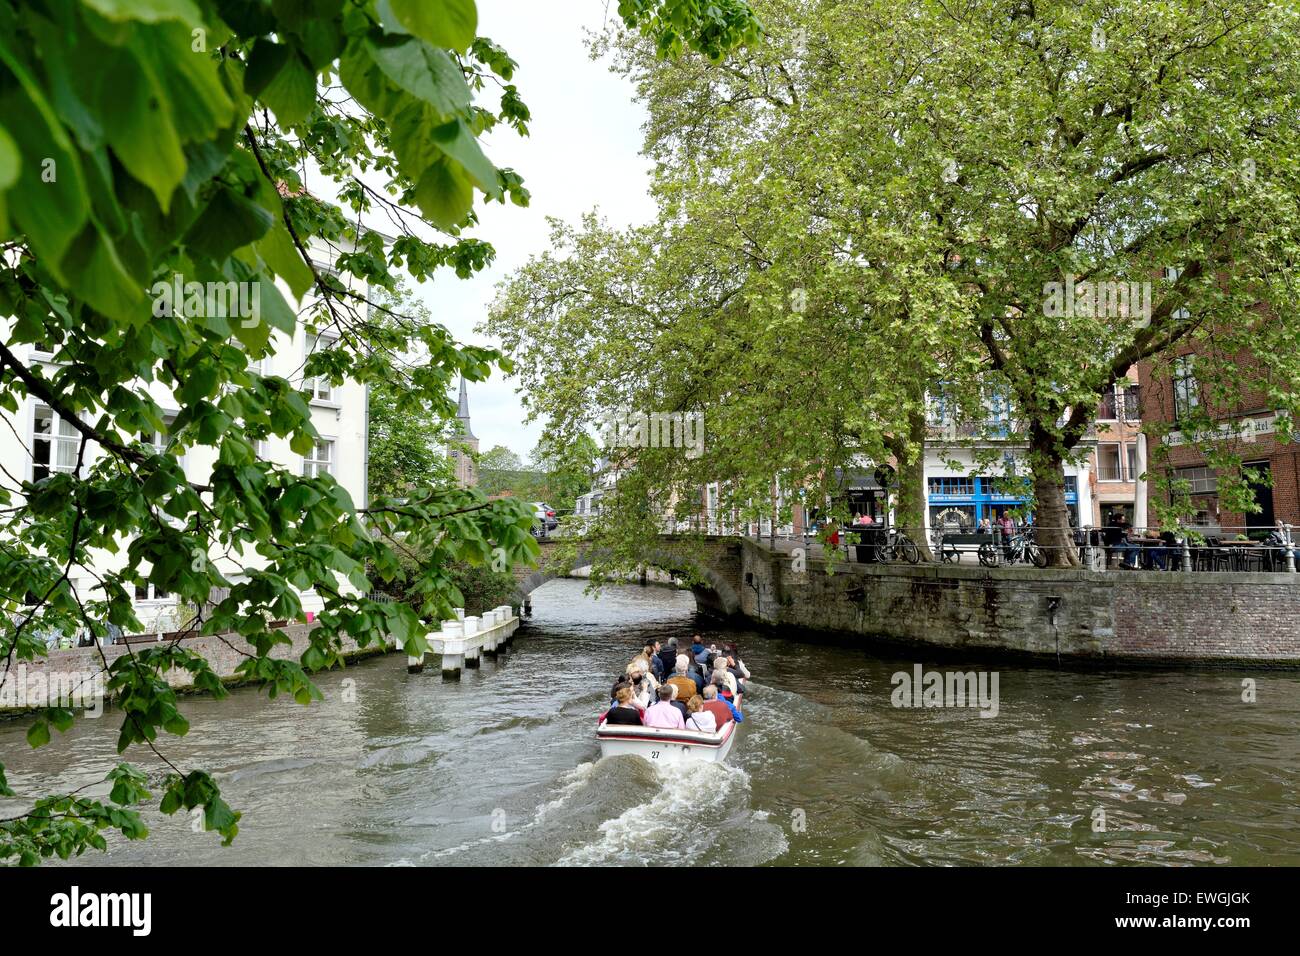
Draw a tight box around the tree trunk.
[1030,427,1080,568]
[893,409,935,562]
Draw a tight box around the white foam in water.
[554,761,754,867]
[534,760,600,823]
[410,761,604,863]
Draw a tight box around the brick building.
[1137,349,1300,536]
[1088,372,1144,527]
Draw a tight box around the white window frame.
[302,437,335,478]
[139,414,185,471]
[1173,354,1199,422]
[31,402,81,482]
[304,332,338,405]
[1097,442,1125,482]
[134,583,172,604]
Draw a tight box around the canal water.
[2,577,1298,866]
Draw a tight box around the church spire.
[456,376,476,439]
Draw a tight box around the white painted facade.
[0,241,369,634]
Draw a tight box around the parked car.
[532,502,558,536]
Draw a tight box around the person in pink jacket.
[642,685,686,729]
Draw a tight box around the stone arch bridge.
[512,535,744,618]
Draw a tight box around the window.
[927,388,952,425]
[1098,443,1124,481]
[304,333,336,403]
[140,425,168,456]
[1121,384,1140,421]
[928,477,975,496]
[1172,354,1199,422]
[1064,476,1078,495]
[1173,466,1217,495]
[134,584,171,602]
[138,416,182,466]
[1165,266,1191,320]
[1126,444,1138,482]
[1098,387,1119,421]
[987,391,1014,436]
[32,404,79,481]
[302,439,334,478]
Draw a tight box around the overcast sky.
[418,0,656,459]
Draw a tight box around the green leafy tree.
[529,431,598,512]
[496,0,1300,569]
[0,0,758,865]
[475,444,530,497]
[366,289,458,499]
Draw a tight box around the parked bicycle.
[876,528,921,564]
[978,531,1048,568]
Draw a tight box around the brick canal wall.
[736,538,1300,666]
[0,624,396,712]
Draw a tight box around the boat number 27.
[649,750,660,760]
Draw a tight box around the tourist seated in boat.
[724,646,750,684]
[657,638,680,677]
[643,684,686,729]
[611,656,658,707]
[711,673,740,713]
[684,695,717,734]
[701,684,742,725]
[667,683,689,721]
[601,684,645,726]
[644,642,665,680]
[628,659,657,708]
[666,655,700,702]
[711,657,740,708]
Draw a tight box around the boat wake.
[552,757,788,867]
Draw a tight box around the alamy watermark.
[0,664,105,717]
[1043,276,1151,327]
[599,409,705,459]
[150,274,261,327]
[890,664,999,717]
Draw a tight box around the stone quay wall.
[735,538,1300,666]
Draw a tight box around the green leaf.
[80,0,205,25]
[26,720,50,749]
[0,37,90,271]
[260,50,317,127]
[256,220,315,300]
[244,38,292,98]
[366,36,471,116]
[184,185,276,261]
[413,157,473,230]
[389,0,477,53]
[90,44,188,212]
[0,124,18,191]
[60,223,147,322]
[426,118,497,193]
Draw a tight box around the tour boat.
[596,718,738,765]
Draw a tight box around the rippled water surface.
[2,578,1298,866]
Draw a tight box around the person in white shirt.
[685,695,717,733]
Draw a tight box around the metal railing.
[551,505,1300,574]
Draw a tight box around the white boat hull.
[596,720,738,765]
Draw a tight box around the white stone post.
[462,615,481,668]
[482,610,500,657]
[440,621,465,679]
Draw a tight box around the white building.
[1,240,370,635]
[923,399,1095,536]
